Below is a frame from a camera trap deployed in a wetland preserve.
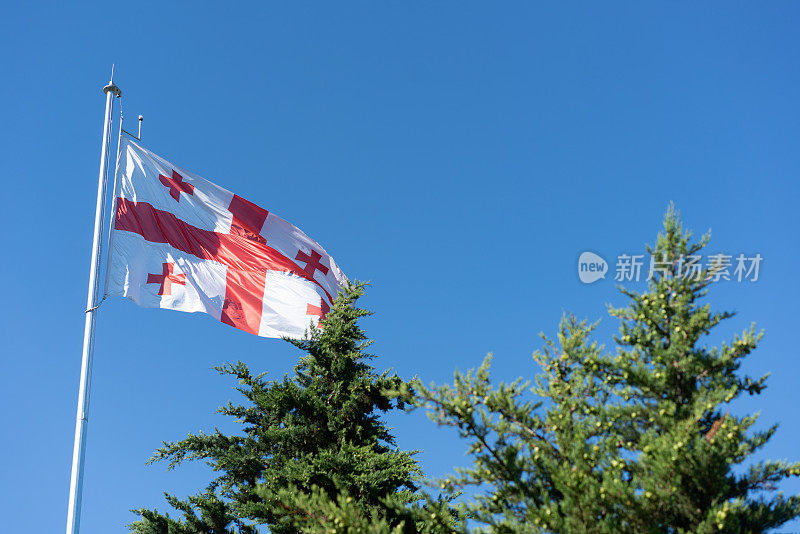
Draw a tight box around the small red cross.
[306,299,330,328]
[295,249,329,278]
[147,262,186,295]
[159,170,194,202]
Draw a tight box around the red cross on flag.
[106,134,348,339]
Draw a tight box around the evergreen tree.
[130,283,457,533]
[411,207,800,532]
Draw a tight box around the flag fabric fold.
[106,134,347,339]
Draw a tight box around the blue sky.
[1,2,799,531]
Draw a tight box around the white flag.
[106,134,347,338]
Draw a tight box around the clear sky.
[1,2,798,532]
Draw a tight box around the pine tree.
[129,283,458,533]
[412,206,800,532]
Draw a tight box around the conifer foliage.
[412,207,800,532]
[130,283,453,533]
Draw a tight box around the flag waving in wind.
[106,134,347,338]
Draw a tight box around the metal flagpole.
[66,72,121,534]
[101,108,124,301]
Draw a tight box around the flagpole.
[102,111,124,298]
[66,74,121,534]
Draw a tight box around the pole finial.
[104,64,121,98]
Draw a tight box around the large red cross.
[306,299,330,329]
[147,262,186,295]
[295,249,329,278]
[115,195,334,335]
[159,170,194,202]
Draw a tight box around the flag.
[106,134,347,339]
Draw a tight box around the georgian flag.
[106,134,347,339]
